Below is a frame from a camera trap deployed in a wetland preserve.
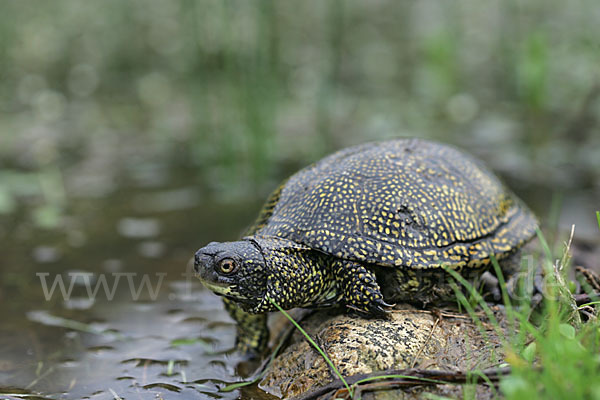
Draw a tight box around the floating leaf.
[170,337,209,347]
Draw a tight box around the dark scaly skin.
[248,237,339,312]
[332,260,390,316]
[195,237,390,354]
[194,139,539,355]
[222,297,268,354]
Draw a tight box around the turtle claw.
[347,297,394,318]
[381,300,396,308]
[371,298,395,317]
[334,260,392,318]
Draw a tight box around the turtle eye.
[217,258,238,275]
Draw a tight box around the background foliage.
[1,1,598,204]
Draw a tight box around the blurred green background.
[1,0,599,234]
[0,1,599,397]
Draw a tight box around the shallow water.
[0,168,274,399]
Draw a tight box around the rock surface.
[260,305,506,399]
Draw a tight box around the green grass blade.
[268,298,352,396]
[490,255,515,332]
[468,369,498,398]
[535,228,553,262]
[578,301,600,309]
[444,267,506,343]
[221,379,258,392]
[448,279,490,343]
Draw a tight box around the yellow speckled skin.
[195,139,538,355]
[222,297,268,354]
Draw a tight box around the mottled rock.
[260,305,506,399]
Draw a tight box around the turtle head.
[194,239,268,311]
[195,237,333,313]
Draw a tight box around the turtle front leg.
[222,297,268,356]
[332,260,393,317]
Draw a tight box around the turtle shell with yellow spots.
[251,138,537,271]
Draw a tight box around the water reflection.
[0,172,267,399]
